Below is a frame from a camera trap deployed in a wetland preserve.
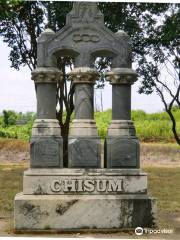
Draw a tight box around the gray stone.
[36,83,57,119]
[30,137,63,168]
[74,84,94,119]
[23,168,147,195]
[30,119,63,168]
[14,193,156,230]
[68,67,101,168]
[104,137,140,168]
[36,3,131,68]
[105,68,139,168]
[69,119,99,136]
[31,67,63,119]
[14,2,156,232]
[31,119,61,137]
[112,85,131,120]
[68,137,101,168]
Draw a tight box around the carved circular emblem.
[73,33,100,43]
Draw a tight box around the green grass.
[0,165,26,214]
[144,167,180,212]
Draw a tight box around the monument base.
[14,193,156,230]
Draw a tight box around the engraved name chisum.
[50,179,123,193]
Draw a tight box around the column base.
[104,136,140,168]
[14,193,156,230]
[68,137,101,168]
[105,120,140,168]
[68,119,101,168]
[30,119,63,168]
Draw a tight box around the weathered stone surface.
[68,137,101,168]
[31,119,61,137]
[14,2,156,232]
[68,67,99,84]
[107,120,136,136]
[23,168,147,195]
[112,85,131,120]
[69,119,99,136]
[104,67,139,168]
[31,67,63,83]
[31,67,63,119]
[30,137,63,168]
[14,193,156,230]
[104,137,140,168]
[68,67,101,168]
[74,84,94,119]
[105,68,138,85]
[36,83,57,119]
[37,3,131,68]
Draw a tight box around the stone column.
[104,68,140,168]
[68,67,101,168]
[30,67,63,168]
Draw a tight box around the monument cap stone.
[31,67,63,83]
[68,67,99,84]
[105,68,138,85]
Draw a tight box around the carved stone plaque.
[105,138,139,168]
[30,138,62,167]
[68,138,101,168]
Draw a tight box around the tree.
[0,1,179,163]
[137,4,180,144]
[2,110,17,126]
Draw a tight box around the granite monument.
[14,2,156,231]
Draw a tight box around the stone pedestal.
[68,68,101,168]
[105,68,140,168]
[30,67,63,168]
[14,169,156,230]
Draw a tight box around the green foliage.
[95,109,111,139]
[2,110,17,127]
[0,109,179,142]
[0,111,34,140]
[94,109,180,142]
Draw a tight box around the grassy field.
[0,109,180,142]
[0,164,180,232]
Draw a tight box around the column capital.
[31,67,63,83]
[68,67,99,84]
[105,68,138,85]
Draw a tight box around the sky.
[0,40,166,114]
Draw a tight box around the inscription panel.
[23,174,147,195]
[50,178,123,193]
[30,138,62,167]
[68,138,101,168]
[107,138,139,168]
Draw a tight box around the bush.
[0,109,179,142]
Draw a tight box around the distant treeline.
[0,108,180,142]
